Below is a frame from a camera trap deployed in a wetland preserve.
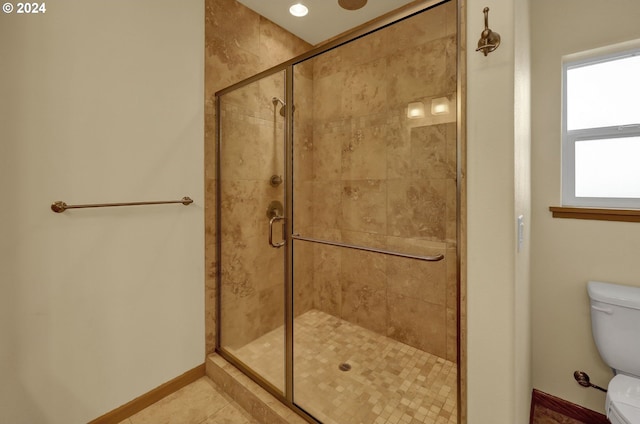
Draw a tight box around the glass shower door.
[215,2,458,422]
[290,3,458,423]
[217,69,287,393]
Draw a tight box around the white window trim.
[562,126,640,208]
[562,47,640,209]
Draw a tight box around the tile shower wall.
[207,0,458,362]
[205,0,311,353]
[218,73,287,348]
[295,3,458,361]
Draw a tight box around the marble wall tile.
[205,178,218,282]
[293,240,314,317]
[222,233,284,292]
[310,48,344,80]
[218,118,262,181]
[386,253,447,306]
[387,178,447,241]
[387,292,447,359]
[258,285,284,335]
[206,0,260,56]
[205,285,217,355]
[410,124,453,180]
[386,36,455,107]
[341,124,388,180]
[219,247,255,299]
[259,17,311,69]
[386,234,447,255]
[385,2,449,50]
[312,128,343,180]
[293,83,313,119]
[293,124,314,183]
[386,120,412,180]
[205,35,260,97]
[220,180,275,244]
[293,180,314,232]
[337,27,391,69]
[312,71,348,122]
[342,180,387,234]
[445,35,458,95]
[310,181,342,230]
[204,113,217,180]
[344,58,388,117]
[340,249,387,334]
[220,83,260,118]
[293,66,315,203]
[341,229,387,250]
[220,288,259,348]
[293,57,314,81]
[311,243,342,317]
[340,249,386,293]
[218,118,283,181]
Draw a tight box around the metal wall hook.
[476,7,500,56]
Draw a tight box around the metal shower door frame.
[214,1,456,422]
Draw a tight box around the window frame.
[562,48,640,209]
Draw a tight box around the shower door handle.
[269,215,286,248]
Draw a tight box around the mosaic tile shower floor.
[227,309,457,424]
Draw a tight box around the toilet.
[588,280,640,424]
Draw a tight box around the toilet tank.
[588,281,640,378]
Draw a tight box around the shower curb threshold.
[206,354,309,424]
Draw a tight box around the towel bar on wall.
[50,197,193,213]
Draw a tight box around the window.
[562,48,640,209]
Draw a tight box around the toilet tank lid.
[588,281,640,310]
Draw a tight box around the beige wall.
[531,0,640,414]
[0,1,204,423]
[466,0,531,422]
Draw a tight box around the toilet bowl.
[606,374,640,424]
[588,281,640,424]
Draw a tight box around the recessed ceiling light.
[289,3,309,17]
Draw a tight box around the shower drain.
[338,362,352,372]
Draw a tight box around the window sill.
[549,206,640,222]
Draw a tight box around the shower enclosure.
[216,1,459,422]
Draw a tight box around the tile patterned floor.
[227,309,457,424]
[118,377,258,424]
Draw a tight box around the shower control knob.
[270,175,283,187]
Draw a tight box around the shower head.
[272,97,286,117]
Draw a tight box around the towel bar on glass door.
[291,234,444,262]
[50,197,193,213]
